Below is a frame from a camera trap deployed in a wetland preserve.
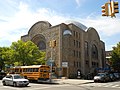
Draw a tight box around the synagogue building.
[21,21,106,78]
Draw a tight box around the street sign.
[62,62,68,67]
[46,59,54,66]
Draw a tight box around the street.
[0,80,120,90]
[79,80,120,89]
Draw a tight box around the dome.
[64,20,87,31]
[63,30,72,35]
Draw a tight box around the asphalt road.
[0,80,120,90]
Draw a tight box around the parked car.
[2,74,29,87]
[109,73,116,81]
[94,73,110,82]
[0,72,6,80]
[113,72,120,80]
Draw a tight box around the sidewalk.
[52,79,94,85]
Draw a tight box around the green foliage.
[111,42,120,71]
[0,40,46,70]
[0,47,13,70]
[10,40,46,66]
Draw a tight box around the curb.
[52,79,94,85]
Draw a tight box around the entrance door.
[62,68,67,77]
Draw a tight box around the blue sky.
[0,0,120,51]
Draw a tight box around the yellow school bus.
[9,65,50,82]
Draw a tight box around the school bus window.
[43,70,47,72]
[33,68,38,72]
[23,68,27,72]
[20,69,22,72]
[28,68,32,72]
[30,68,33,72]
[40,69,43,72]
[27,68,30,72]
[15,69,19,72]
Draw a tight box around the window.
[74,61,76,67]
[85,41,89,58]
[73,31,75,36]
[76,41,78,48]
[74,40,75,46]
[91,44,98,59]
[73,50,75,57]
[92,62,98,67]
[76,51,78,57]
[78,51,81,58]
[79,42,80,48]
[37,41,46,50]
[33,68,38,72]
[76,32,78,38]
[6,75,12,79]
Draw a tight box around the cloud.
[0,1,120,51]
[81,17,120,36]
[0,2,70,46]
[75,0,85,7]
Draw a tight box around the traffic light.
[49,40,57,48]
[111,1,119,14]
[53,40,56,47]
[101,3,109,16]
[52,67,55,72]
[49,41,52,47]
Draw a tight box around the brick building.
[21,21,106,78]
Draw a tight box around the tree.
[0,47,13,70]
[10,40,46,66]
[0,47,4,71]
[111,42,120,72]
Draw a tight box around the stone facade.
[21,21,106,78]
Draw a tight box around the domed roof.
[64,20,87,31]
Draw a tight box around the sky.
[0,0,120,51]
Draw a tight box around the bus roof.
[11,65,49,68]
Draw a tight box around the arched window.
[91,44,98,59]
[37,41,46,50]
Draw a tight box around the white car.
[94,73,110,82]
[2,74,29,87]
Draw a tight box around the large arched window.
[31,34,46,50]
[37,41,46,50]
[91,44,98,59]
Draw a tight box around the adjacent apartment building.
[21,21,106,78]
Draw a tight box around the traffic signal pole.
[49,40,57,82]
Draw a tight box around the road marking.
[111,85,120,87]
[79,83,120,89]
